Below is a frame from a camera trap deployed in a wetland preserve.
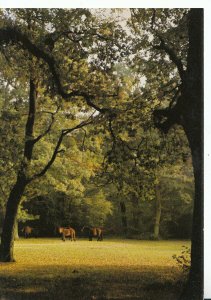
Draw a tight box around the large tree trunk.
[0,78,36,262]
[181,136,203,300]
[0,175,27,261]
[153,184,161,240]
[153,9,203,299]
[180,9,203,300]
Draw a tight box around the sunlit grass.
[0,238,190,300]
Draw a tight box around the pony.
[58,227,76,241]
[81,226,103,241]
[22,226,34,238]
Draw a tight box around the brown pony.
[22,226,33,238]
[58,227,76,241]
[81,226,103,241]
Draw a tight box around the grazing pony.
[81,226,103,241]
[22,226,34,238]
[58,227,76,241]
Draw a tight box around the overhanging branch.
[154,34,185,80]
[0,27,112,114]
[29,113,96,181]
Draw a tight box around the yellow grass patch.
[0,239,190,300]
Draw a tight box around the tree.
[130,8,203,299]
[155,10,203,300]
[0,8,130,261]
[0,9,103,261]
[0,72,94,261]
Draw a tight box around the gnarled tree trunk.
[0,175,27,261]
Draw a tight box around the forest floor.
[0,238,190,300]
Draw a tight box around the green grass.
[0,238,190,300]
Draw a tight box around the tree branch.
[154,34,184,80]
[33,105,60,144]
[23,78,36,162]
[29,114,96,181]
[0,26,113,114]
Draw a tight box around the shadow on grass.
[0,265,185,300]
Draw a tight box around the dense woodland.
[0,9,202,300]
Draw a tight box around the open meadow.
[0,238,190,300]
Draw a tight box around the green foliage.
[172,245,191,274]
[0,9,194,241]
[17,203,39,223]
[81,189,113,226]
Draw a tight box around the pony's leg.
[62,233,65,241]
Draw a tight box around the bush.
[172,245,191,274]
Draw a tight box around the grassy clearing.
[0,238,190,300]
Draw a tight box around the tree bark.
[14,219,19,240]
[0,175,27,261]
[153,184,161,240]
[180,133,203,300]
[179,9,203,300]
